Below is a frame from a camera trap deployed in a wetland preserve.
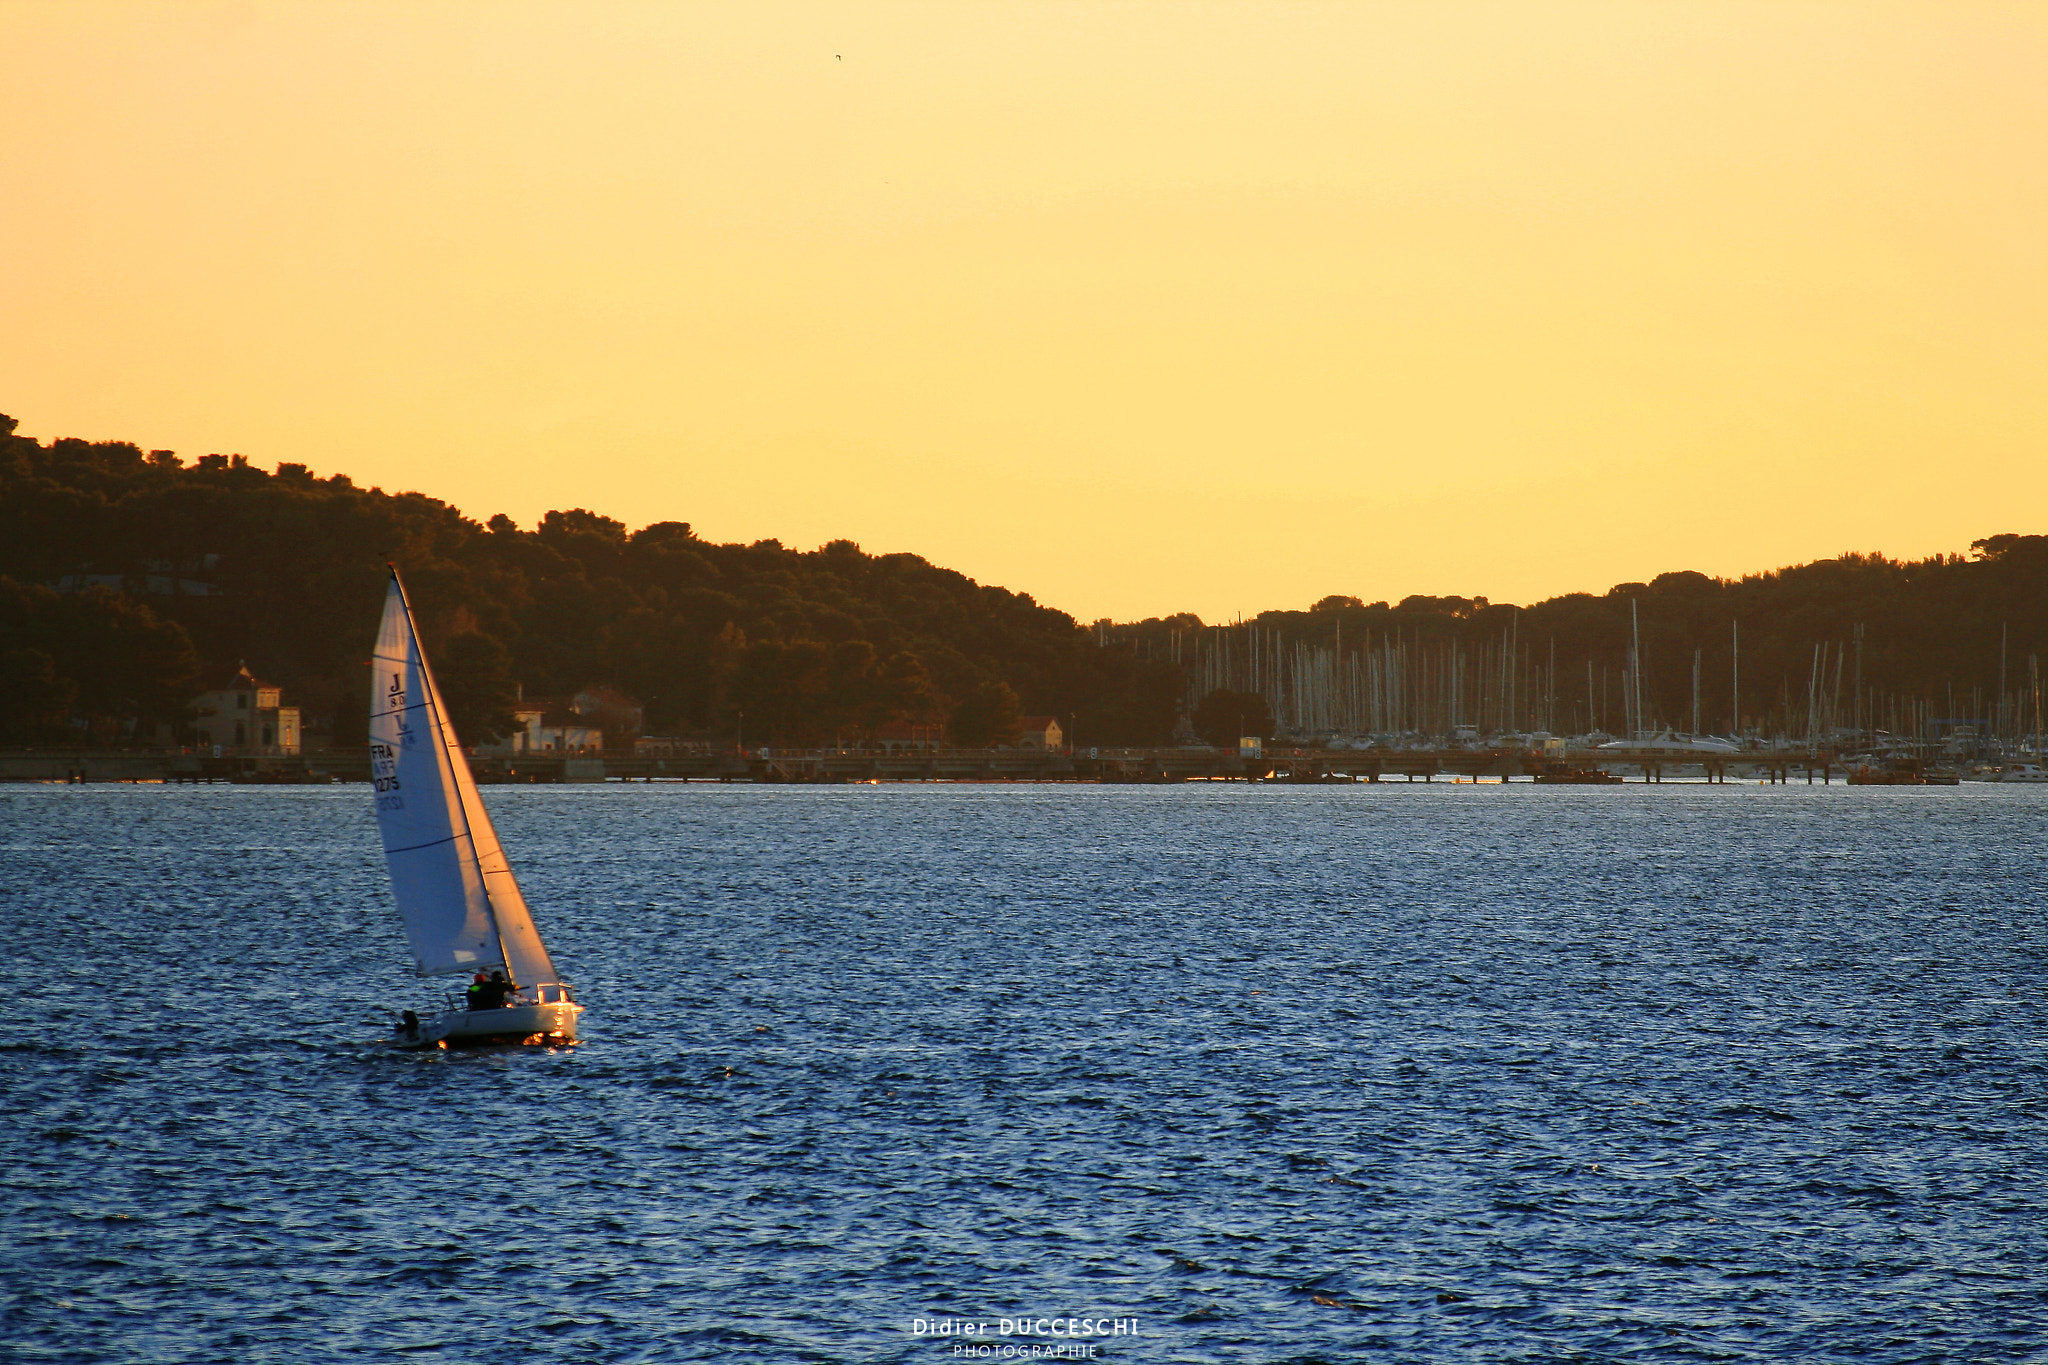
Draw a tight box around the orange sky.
[4,2,2043,622]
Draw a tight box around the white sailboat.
[371,569,583,1047]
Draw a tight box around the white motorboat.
[371,569,584,1048]
[1596,731,1742,754]
[1994,762,2048,783]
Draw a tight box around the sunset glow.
[4,2,2043,621]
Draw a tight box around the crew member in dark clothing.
[464,971,489,1011]
[472,970,515,1009]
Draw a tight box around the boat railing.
[429,983,574,1012]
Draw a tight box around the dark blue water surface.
[2,781,2045,1363]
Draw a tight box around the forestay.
[369,574,562,985]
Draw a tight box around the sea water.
[2,781,2044,1363]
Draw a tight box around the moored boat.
[1532,761,1624,784]
[371,568,584,1048]
[1847,758,1935,786]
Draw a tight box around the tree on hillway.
[1192,688,1273,747]
[868,651,934,731]
[0,645,77,744]
[0,578,199,743]
[435,632,520,743]
[734,639,833,745]
[949,681,1022,748]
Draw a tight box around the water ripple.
[1,782,2045,1361]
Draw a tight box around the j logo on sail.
[388,672,414,742]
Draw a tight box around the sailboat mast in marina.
[371,568,583,1047]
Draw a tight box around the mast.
[1692,647,1701,737]
[1631,598,1643,739]
[1509,608,1518,735]
[1850,624,1861,740]
[2033,655,2041,758]
[388,566,515,982]
[1547,636,1556,734]
[1731,618,1740,737]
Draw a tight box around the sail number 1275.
[369,740,406,811]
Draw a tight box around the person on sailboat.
[465,971,489,1011]
[471,971,515,1010]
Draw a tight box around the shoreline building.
[1016,716,1064,751]
[475,684,641,756]
[189,663,301,754]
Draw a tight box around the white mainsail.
[369,572,562,986]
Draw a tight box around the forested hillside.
[0,417,1180,747]
[4,413,2045,750]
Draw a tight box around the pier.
[0,746,1854,785]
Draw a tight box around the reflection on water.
[3,782,2045,1362]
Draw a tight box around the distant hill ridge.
[2,414,2044,746]
[0,416,1179,747]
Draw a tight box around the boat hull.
[1532,761,1625,784]
[417,1001,582,1047]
